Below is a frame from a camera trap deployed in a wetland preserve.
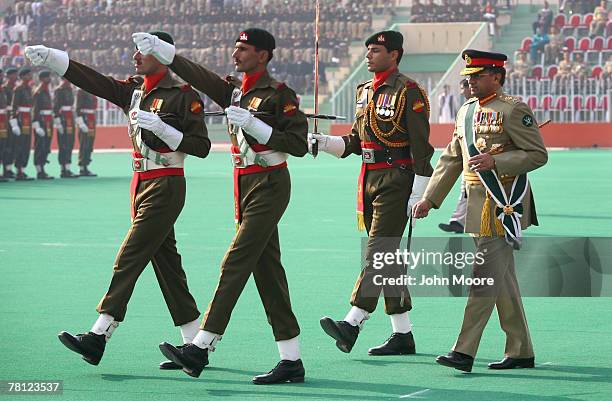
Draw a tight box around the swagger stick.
[311,0,321,157]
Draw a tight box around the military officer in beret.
[25,31,210,367]
[54,78,79,178]
[134,27,308,384]
[32,70,55,179]
[413,49,548,372]
[11,68,36,181]
[3,67,18,179]
[310,30,434,356]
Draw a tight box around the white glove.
[33,121,45,137]
[54,117,64,135]
[308,133,345,158]
[136,110,183,151]
[76,116,89,133]
[132,32,176,65]
[407,175,430,225]
[24,45,69,76]
[225,105,272,144]
[9,118,20,136]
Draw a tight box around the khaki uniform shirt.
[423,89,548,235]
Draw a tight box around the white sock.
[277,336,300,361]
[35,165,42,173]
[180,319,200,344]
[390,312,412,334]
[192,330,221,351]
[66,163,71,170]
[91,313,119,341]
[343,306,370,330]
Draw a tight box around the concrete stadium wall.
[45,124,612,150]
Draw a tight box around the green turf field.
[1,149,611,401]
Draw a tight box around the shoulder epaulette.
[498,94,520,105]
[276,82,287,90]
[180,83,191,92]
[358,79,373,89]
[118,75,144,85]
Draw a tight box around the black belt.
[361,146,412,164]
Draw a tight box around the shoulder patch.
[283,102,298,116]
[190,100,203,114]
[521,114,534,127]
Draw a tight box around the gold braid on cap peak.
[365,86,409,147]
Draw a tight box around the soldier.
[0,69,8,183]
[413,50,548,372]
[32,70,55,180]
[133,28,308,384]
[76,88,98,177]
[309,31,434,356]
[25,31,211,367]
[54,78,79,178]
[11,67,35,181]
[3,67,18,179]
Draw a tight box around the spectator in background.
[8,3,32,43]
[571,52,588,79]
[530,27,549,64]
[438,84,456,123]
[510,51,531,79]
[602,54,612,80]
[483,1,497,36]
[411,0,425,22]
[533,1,554,34]
[589,0,609,37]
[557,47,573,80]
[544,26,564,65]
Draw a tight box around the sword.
[311,0,321,157]
[201,110,346,120]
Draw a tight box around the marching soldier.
[413,50,548,372]
[134,28,308,384]
[76,88,98,177]
[309,31,434,356]
[3,67,18,179]
[11,67,35,181]
[0,69,8,182]
[54,78,79,178]
[25,31,211,367]
[32,70,54,180]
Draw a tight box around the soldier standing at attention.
[54,78,79,178]
[25,31,210,367]
[0,69,8,183]
[76,88,98,177]
[3,67,18,179]
[309,31,434,356]
[133,28,308,384]
[413,50,548,373]
[11,68,35,181]
[32,70,55,180]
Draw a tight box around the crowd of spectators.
[1,0,392,95]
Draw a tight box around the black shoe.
[252,359,305,385]
[319,317,359,353]
[488,357,535,369]
[3,170,15,179]
[159,342,209,378]
[438,221,464,233]
[15,172,34,181]
[160,344,186,369]
[58,331,106,365]
[436,351,474,372]
[37,171,54,180]
[368,332,416,356]
[61,170,79,178]
[79,168,97,177]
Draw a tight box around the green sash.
[464,101,528,248]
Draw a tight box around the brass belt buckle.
[231,152,246,168]
[362,148,375,164]
[132,157,146,172]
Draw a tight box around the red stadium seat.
[546,65,558,80]
[519,37,532,53]
[554,14,566,29]
[9,43,21,57]
[541,95,553,111]
[607,37,612,50]
[591,66,603,79]
[527,96,538,110]
[569,14,581,28]
[587,36,604,63]
[531,65,543,80]
[564,36,576,52]
[606,20,612,37]
[585,95,597,111]
[552,95,569,121]
[577,37,590,52]
[582,13,594,28]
